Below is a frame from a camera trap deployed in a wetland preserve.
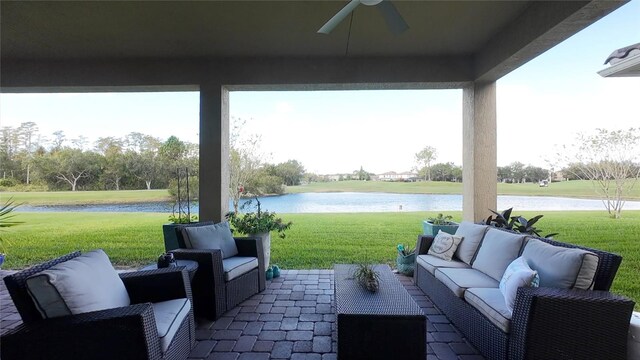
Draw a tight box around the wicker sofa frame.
[1,251,195,360]
[170,222,266,320]
[415,233,635,360]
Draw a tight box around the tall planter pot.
[422,221,459,237]
[249,232,271,274]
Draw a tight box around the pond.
[17,192,640,213]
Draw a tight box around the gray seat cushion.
[151,298,191,353]
[453,222,488,265]
[416,254,470,275]
[472,229,526,281]
[223,256,259,281]
[521,238,599,290]
[26,249,130,319]
[464,287,512,333]
[182,221,239,259]
[434,268,499,298]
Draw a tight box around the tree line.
[0,122,199,191]
[414,146,549,183]
[0,122,307,196]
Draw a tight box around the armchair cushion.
[182,221,239,259]
[417,254,470,275]
[25,249,130,319]
[152,298,191,352]
[454,222,488,264]
[223,256,259,281]
[465,287,512,333]
[521,238,599,290]
[472,229,526,281]
[434,268,499,298]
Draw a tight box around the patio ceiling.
[0,1,627,89]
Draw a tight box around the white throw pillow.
[26,249,131,319]
[499,257,539,314]
[182,221,239,259]
[428,230,463,261]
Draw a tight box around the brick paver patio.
[0,269,484,360]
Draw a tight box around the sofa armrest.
[170,248,226,319]
[510,287,635,360]
[235,237,265,291]
[121,267,192,305]
[416,235,434,255]
[0,303,162,360]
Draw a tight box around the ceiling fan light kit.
[318,0,408,35]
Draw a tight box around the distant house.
[323,174,342,181]
[377,171,418,182]
[598,42,640,77]
[552,171,568,182]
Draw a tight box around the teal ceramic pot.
[272,265,280,278]
[266,267,274,280]
[396,253,416,276]
[422,221,459,237]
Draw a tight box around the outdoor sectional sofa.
[415,222,635,360]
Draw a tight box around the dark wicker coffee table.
[334,264,426,360]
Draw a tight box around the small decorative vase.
[272,265,280,278]
[0,253,5,269]
[266,267,274,280]
[157,252,177,268]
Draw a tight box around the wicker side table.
[334,264,426,360]
[140,259,199,281]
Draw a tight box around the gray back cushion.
[453,222,488,265]
[182,221,239,259]
[26,249,130,319]
[521,238,599,290]
[472,229,526,281]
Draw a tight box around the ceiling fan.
[318,0,409,35]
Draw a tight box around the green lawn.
[1,189,171,205]
[3,210,639,308]
[287,180,640,200]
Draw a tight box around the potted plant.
[483,207,558,238]
[0,198,23,268]
[423,213,459,236]
[396,243,416,276]
[163,168,198,251]
[226,197,292,275]
[352,263,380,293]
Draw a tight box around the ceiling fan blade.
[318,0,361,34]
[376,0,409,35]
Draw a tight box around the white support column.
[462,81,497,222]
[199,84,230,222]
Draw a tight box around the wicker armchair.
[1,251,195,360]
[170,222,266,320]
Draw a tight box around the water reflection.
[17,192,640,213]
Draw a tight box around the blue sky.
[1,1,639,174]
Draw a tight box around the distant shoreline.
[2,179,639,206]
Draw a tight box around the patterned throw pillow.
[499,256,540,314]
[428,230,463,261]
